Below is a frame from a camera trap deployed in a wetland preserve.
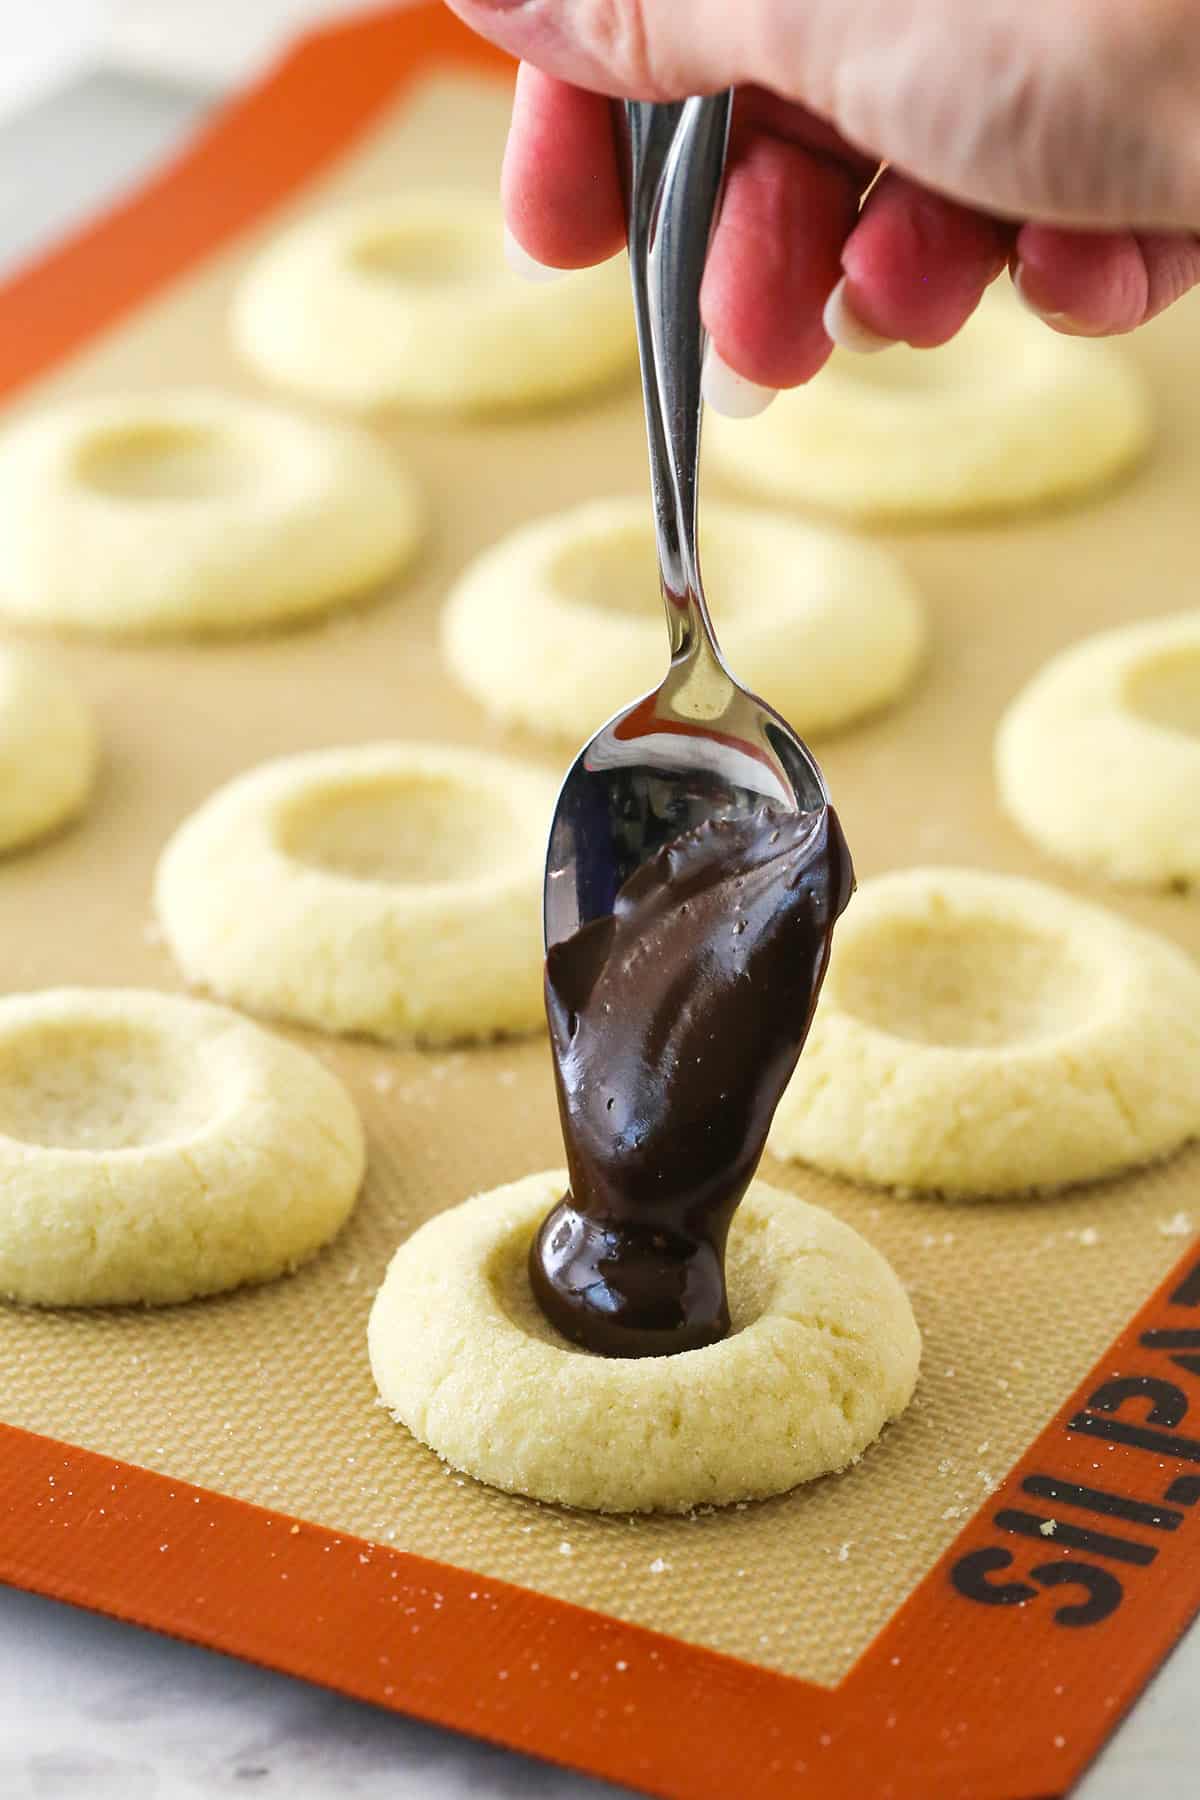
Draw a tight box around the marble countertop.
[0,54,1195,1800]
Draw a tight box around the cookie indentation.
[836,914,1097,1050]
[1123,645,1200,741]
[278,772,523,887]
[350,220,501,290]
[73,421,257,504]
[0,1018,218,1151]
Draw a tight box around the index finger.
[502,65,627,269]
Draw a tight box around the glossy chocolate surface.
[532,805,853,1357]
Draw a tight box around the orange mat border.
[1,9,1198,1797]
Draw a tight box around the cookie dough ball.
[706,287,1151,522]
[0,988,364,1306]
[443,498,925,740]
[231,190,635,414]
[0,645,95,854]
[997,613,1200,887]
[0,390,422,637]
[770,867,1200,1196]
[155,742,556,1045]
[369,1172,920,1513]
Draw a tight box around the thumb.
[444,0,1200,231]
[442,0,775,98]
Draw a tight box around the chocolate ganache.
[531,804,853,1357]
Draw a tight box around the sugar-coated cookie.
[231,191,635,413]
[997,612,1200,887]
[0,988,364,1305]
[155,743,556,1044]
[706,287,1151,522]
[770,867,1200,1196]
[369,1171,920,1513]
[0,645,95,853]
[0,390,422,636]
[443,497,925,741]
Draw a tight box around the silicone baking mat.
[0,9,1198,1797]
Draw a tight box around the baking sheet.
[0,40,1197,1707]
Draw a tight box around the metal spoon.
[543,93,829,948]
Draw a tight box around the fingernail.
[1011,263,1099,334]
[1012,262,1068,322]
[701,345,777,419]
[822,276,894,353]
[503,224,565,283]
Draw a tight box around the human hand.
[446,0,1200,409]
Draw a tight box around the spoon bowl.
[543,95,828,948]
[544,665,828,946]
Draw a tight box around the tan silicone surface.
[0,75,1196,1687]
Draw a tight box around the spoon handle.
[619,94,733,664]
